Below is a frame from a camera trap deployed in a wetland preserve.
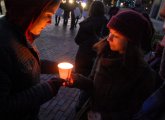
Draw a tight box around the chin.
[32,32,40,37]
[110,46,114,51]
[36,31,41,35]
[110,48,118,52]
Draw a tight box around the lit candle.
[57,62,73,80]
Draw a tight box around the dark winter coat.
[0,0,60,119]
[0,17,56,120]
[74,16,109,76]
[74,40,156,120]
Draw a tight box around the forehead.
[110,29,124,37]
[110,29,128,40]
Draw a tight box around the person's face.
[107,29,128,54]
[159,3,165,46]
[30,2,60,35]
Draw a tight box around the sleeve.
[40,59,59,74]
[133,83,165,120]
[0,48,53,116]
[72,74,93,94]
[89,56,100,80]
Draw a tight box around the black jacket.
[74,16,109,76]
[0,17,54,120]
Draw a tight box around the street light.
[81,2,86,9]
[120,2,124,7]
[69,0,73,4]
[62,0,66,3]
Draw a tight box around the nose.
[107,34,113,42]
[47,15,52,24]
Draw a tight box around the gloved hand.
[47,77,65,95]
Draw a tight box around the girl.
[70,10,156,120]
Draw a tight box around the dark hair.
[141,12,155,52]
[88,1,104,17]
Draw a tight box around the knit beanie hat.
[107,10,153,51]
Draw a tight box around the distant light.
[81,2,86,8]
[120,2,124,7]
[62,0,66,3]
[69,0,73,4]
[146,7,148,10]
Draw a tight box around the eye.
[109,32,118,38]
[112,34,118,39]
[44,13,52,20]
[45,11,53,16]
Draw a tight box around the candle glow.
[58,62,73,80]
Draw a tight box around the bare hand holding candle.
[57,62,73,81]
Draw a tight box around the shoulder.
[0,17,24,59]
[138,63,156,82]
[92,16,108,26]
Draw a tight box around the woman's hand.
[62,73,78,87]
[47,77,65,95]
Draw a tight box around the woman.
[0,0,64,119]
[75,0,109,76]
[70,10,156,120]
